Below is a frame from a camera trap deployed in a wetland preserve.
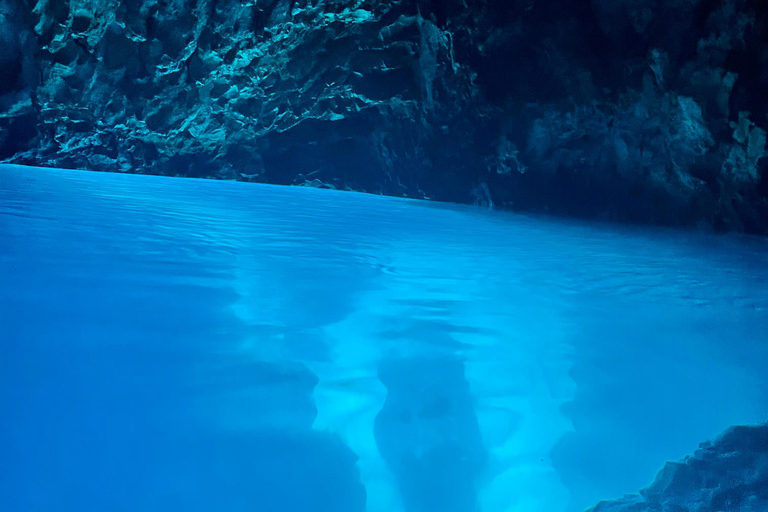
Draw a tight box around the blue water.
[1,164,767,512]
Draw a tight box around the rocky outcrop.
[589,422,768,512]
[1,0,767,232]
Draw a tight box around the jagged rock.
[1,0,767,232]
[588,422,768,512]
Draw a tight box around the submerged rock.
[1,0,767,232]
[589,422,768,512]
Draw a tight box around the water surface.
[1,164,767,512]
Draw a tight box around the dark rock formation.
[1,0,767,232]
[588,422,768,512]
[375,356,487,512]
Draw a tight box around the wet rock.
[588,422,768,512]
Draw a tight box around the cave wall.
[1,0,767,232]
[588,422,768,511]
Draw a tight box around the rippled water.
[1,164,767,512]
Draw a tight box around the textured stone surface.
[1,0,767,232]
[588,422,768,512]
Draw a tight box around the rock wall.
[1,0,767,232]
[589,422,768,512]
